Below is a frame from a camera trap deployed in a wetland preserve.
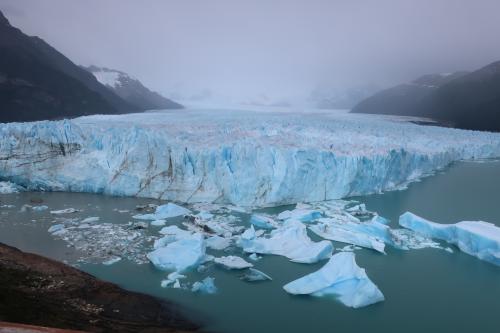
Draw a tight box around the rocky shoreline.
[0,243,201,332]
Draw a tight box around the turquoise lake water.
[0,160,499,333]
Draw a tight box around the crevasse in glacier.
[1,109,500,206]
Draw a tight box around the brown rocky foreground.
[0,243,201,332]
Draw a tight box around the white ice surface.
[147,233,205,272]
[2,109,499,207]
[239,220,333,263]
[133,203,190,220]
[214,255,253,269]
[283,252,385,308]
[399,212,500,266]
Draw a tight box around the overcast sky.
[2,0,500,104]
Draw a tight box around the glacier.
[1,109,500,206]
[283,252,385,308]
[399,212,500,266]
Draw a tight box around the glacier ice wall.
[1,109,500,206]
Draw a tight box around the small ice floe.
[206,235,232,250]
[160,272,187,288]
[399,212,500,266]
[183,214,244,238]
[48,224,66,235]
[133,203,190,220]
[339,245,362,252]
[195,211,214,220]
[239,220,333,264]
[103,257,122,265]
[214,255,253,269]
[277,209,322,223]
[250,214,277,229]
[0,181,23,194]
[309,218,389,254]
[283,252,384,308]
[248,253,261,261]
[20,204,32,212]
[151,219,167,227]
[240,268,272,282]
[192,277,217,294]
[0,204,15,209]
[81,216,100,223]
[32,205,49,212]
[50,208,80,215]
[147,233,206,272]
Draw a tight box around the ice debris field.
[4,186,499,309]
[1,109,500,207]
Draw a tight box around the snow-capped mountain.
[85,66,182,110]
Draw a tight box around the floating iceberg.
[2,110,499,206]
[81,216,100,223]
[239,220,333,263]
[283,252,384,308]
[147,233,205,272]
[192,277,217,294]
[309,217,392,253]
[103,257,121,265]
[399,212,500,266]
[277,209,322,223]
[214,256,253,269]
[240,268,272,282]
[206,235,232,250]
[133,203,190,220]
[250,214,277,229]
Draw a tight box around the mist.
[2,0,500,105]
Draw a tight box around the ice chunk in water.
[309,218,389,253]
[250,214,277,229]
[206,235,232,250]
[214,256,253,269]
[81,216,100,223]
[32,205,48,212]
[147,233,205,272]
[133,203,190,220]
[192,277,217,294]
[399,212,500,266]
[240,268,272,282]
[103,257,121,265]
[50,208,80,214]
[240,220,333,263]
[283,252,384,308]
[277,209,322,223]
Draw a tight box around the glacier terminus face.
[1,108,500,207]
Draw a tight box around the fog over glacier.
[3,0,500,105]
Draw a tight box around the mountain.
[351,72,468,117]
[0,10,138,123]
[423,62,500,131]
[84,66,182,110]
[352,63,500,132]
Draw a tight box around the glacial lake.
[1,160,499,333]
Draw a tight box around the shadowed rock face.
[0,10,138,123]
[0,243,200,333]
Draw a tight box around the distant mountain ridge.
[84,66,182,110]
[352,63,500,132]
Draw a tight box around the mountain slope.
[351,72,468,117]
[0,10,137,123]
[85,66,182,110]
[352,64,500,132]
